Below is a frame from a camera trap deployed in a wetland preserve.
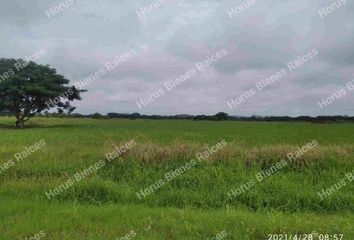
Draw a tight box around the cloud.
[0,0,353,116]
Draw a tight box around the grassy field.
[0,117,353,239]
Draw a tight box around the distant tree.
[214,112,229,121]
[193,115,208,121]
[107,112,120,118]
[91,112,104,119]
[130,112,141,119]
[0,58,86,128]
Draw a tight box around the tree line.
[1,111,352,123]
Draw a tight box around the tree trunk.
[15,117,25,128]
[18,120,24,128]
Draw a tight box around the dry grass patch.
[104,141,353,167]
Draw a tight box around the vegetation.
[0,117,353,239]
[0,58,85,128]
[3,111,352,123]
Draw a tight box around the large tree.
[0,58,86,128]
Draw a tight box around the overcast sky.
[1,0,353,116]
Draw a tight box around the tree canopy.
[0,58,86,128]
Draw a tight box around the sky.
[0,0,353,116]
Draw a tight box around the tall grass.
[0,117,354,239]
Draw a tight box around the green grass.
[1,198,352,240]
[0,117,353,239]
